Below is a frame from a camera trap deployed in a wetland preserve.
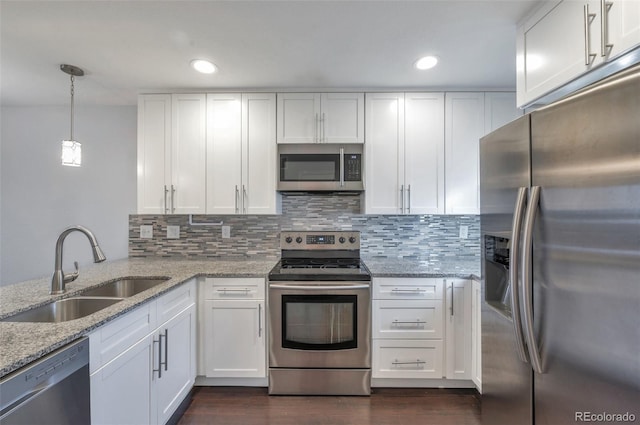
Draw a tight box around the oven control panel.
[280,231,360,250]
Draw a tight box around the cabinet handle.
[315,113,319,143]
[258,303,263,338]
[391,319,426,327]
[407,185,411,214]
[584,4,597,65]
[242,185,248,214]
[449,283,455,317]
[170,184,176,213]
[216,287,251,295]
[391,287,425,294]
[162,329,169,372]
[153,335,163,378]
[400,184,405,214]
[600,0,613,56]
[392,359,426,367]
[235,185,239,214]
[321,112,326,143]
[164,185,169,214]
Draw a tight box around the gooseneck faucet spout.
[51,225,106,294]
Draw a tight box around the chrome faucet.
[51,225,106,294]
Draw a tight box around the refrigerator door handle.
[510,186,530,363]
[521,185,544,374]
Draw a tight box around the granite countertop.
[363,257,480,280]
[0,256,480,379]
[0,258,276,379]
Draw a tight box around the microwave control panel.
[344,154,362,181]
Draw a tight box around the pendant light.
[60,64,84,167]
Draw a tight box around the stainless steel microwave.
[277,145,363,191]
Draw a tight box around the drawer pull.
[392,359,426,368]
[391,319,426,327]
[391,288,426,294]
[216,288,251,295]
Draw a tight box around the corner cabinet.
[517,0,640,107]
[90,280,196,425]
[364,93,445,215]
[206,93,277,214]
[277,93,364,144]
[137,94,206,214]
[200,278,266,380]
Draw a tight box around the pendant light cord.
[70,74,75,141]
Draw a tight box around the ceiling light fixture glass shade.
[60,64,84,167]
[190,59,217,74]
[415,56,439,70]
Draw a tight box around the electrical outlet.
[140,225,153,239]
[167,225,180,239]
[459,225,469,239]
[222,225,231,239]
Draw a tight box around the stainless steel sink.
[79,277,169,298]
[0,297,123,323]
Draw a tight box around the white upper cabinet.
[137,94,206,214]
[364,93,405,214]
[206,93,276,214]
[484,92,523,133]
[444,92,485,215]
[277,93,364,144]
[517,0,640,107]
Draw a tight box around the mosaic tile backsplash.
[129,193,480,261]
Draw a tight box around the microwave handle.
[340,148,345,187]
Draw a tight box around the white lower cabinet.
[471,278,482,392]
[444,279,473,380]
[372,277,474,387]
[200,278,266,380]
[90,280,196,425]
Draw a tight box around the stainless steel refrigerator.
[480,65,640,425]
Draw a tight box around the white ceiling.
[0,0,540,106]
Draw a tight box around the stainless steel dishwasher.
[0,337,90,424]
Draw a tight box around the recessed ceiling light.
[190,59,217,74]
[414,56,439,70]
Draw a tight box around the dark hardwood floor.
[178,387,481,425]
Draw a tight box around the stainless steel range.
[268,231,371,396]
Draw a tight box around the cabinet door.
[277,93,320,143]
[137,94,171,214]
[404,92,445,214]
[206,93,242,214]
[444,92,484,214]
[517,1,604,106]
[171,94,206,214]
[364,93,405,214]
[372,339,444,379]
[243,93,277,214]
[471,279,482,391]
[154,304,196,425]
[320,93,364,144]
[91,336,153,425]
[204,300,266,378]
[484,92,522,133]
[606,0,640,58]
[445,279,472,380]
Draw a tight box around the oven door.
[268,281,371,368]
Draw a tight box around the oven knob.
[349,236,357,244]
[339,237,346,244]
[285,236,292,244]
[296,237,303,244]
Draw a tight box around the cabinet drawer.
[156,279,196,325]
[89,302,156,373]
[374,278,443,300]
[203,277,265,300]
[372,339,444,379]
[373,300,443,339]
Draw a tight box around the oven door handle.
[269,283,370,290]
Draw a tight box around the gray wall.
[1,106,137,286]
